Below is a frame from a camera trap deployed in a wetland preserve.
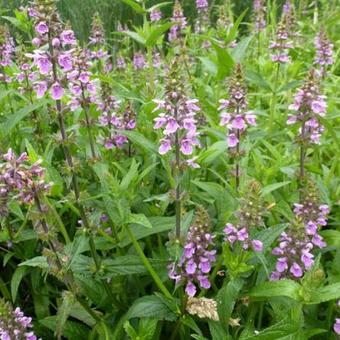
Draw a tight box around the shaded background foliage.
[0,0,292,41]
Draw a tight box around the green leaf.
[304,282,340,304]
[225,9,248,43]
[128,213,152,228]
[146,22,174,47]
[211,42,235,79]
[217,278,244,330]
[39,316,89,339]
[126,295,177,321]
[102,255,167,277]
[245,70,272,91]
[122,130,158,153]
[239,318,300,340]
[320,230,340,247]
[25,139,39,162]
[147,2,172,12]
[121,0,146,14]
[261,181,291,196]
[118,30,146,44]
[119,211,194,247]
[56,291,75,339]
[248,280,301,301]
[208,320,230,340]
[19,256,49,269]
[11,266,28,302]
[231,35,253,62]
[0,102,46,137]
[120,159,139,190]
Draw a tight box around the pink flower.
[232,115,246,130]
[58,53,73,71]
[34,81,48,98]
[35,21,49,35]
[60,30,77,45]
[50,82,64,100]
[180,139,193,155]
[227,133,239,148]
[159,139,171,154]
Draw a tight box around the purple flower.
[290,262,303,277]
[150,9,162,22]
[227,134,239,148]
[334,319,340,335]
[185,281,197,297]
[314,30,334,76]
[253,0,266,32]
[287,70,327,144]
[34,81,48,98]
[58,53,73,71]
[60,30,77,46]
[133,53,146,70]
[252,240,263,252]
[159,139,171,154]
[169,208,215,297]
[169,1,187,42]
[50,82,64,100]
[35,21,49,35]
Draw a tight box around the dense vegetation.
[0,0,339,339]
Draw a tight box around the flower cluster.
[223,180,264,252]
[269,15,293,63]
[168,207,216,297]
[0,25,15,68]
[153,60,201,161]
[195,0,209,33]
[150,9,162,22]
[287,69,326,144]
[219,64,256,148]
[67,47,97,111]
[271,183,328,280]
[0,299,37,340]
[26,0,78,101]
[253,0,266,32]
[89,12,105,46]
[0,149,50,216]
[314,30,334,76]
[169,1,187,42]
[88,13,112,73]
[133,52,146,70]
[98,83,136,149]
[0,26,15,83]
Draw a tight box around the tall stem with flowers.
[153,57,201,239]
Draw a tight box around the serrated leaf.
[56,291,75,339]
[0,102,46,137]
[126,295,177,321]
[19,256,49,269]
[128,213,152,228]
[39,316,89,338]
[248,280,301,301]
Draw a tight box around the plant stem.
[270,63,280,130]
[235,129,240,191]
[125,225,172,299]
[174,111,181,240]
[81,84,97,159]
